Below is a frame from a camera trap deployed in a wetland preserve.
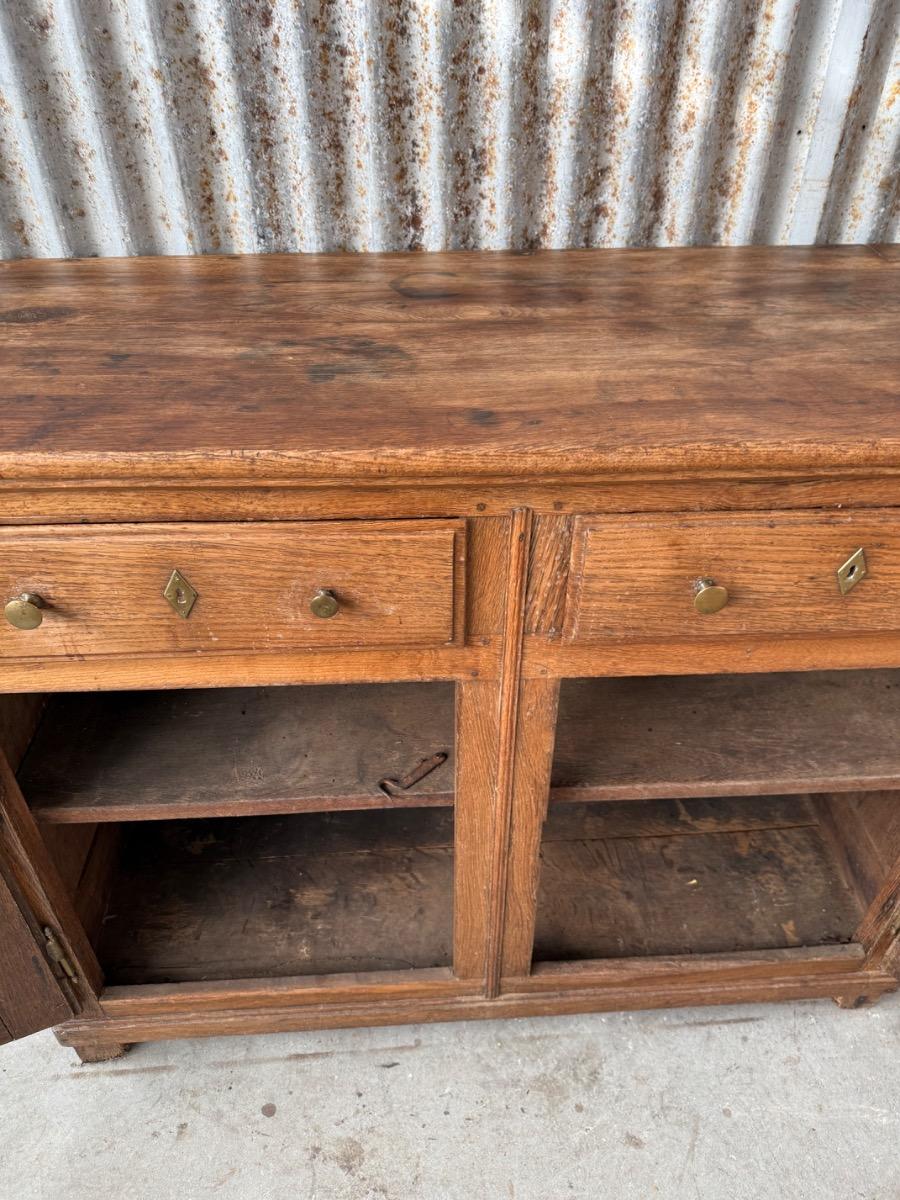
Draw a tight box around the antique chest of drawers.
[1,245,898,1062]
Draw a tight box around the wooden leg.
[833,993,880,1010]
[54,1024,129,1062]
[500,678,560,982]
[66,1038,130,1064]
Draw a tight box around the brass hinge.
[43,926,78,982]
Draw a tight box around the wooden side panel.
[39,825,98,894]
[0,520,465,661]
[814,792,900,906]
[39,824,121,952]
[566,511,900,643]
[0,695,46,770]
[855,850,900,976]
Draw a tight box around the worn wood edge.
[5,450,900,488]
[510,945,866,991]
[485,508,532,998]
[99,967,480,1017]
[32,790,456,825]
[6,478,900,526]
[524,634,900,679]
[548,777,900,806]
[55,1036,128,1063]
[0,645,496,693]
[54,965,896,1045]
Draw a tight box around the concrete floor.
[2,995,899,1199]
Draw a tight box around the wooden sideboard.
[1,246,899,1063]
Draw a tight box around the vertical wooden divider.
[453,679,500,980]
[490,510,532,997]
[453,509,532,991]
[499,677,560,981]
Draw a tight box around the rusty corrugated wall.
[0,0,897,260]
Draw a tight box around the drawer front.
[0,520,464,659]
[565,510,900,642]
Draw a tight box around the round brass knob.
[693,578,729,615]
[4,592,45,630]
[309,588,340,619]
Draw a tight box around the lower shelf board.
[96,808,454,985]
[533,795,864,962]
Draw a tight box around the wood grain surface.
[565,510,900,642]
[533,796,862,961]
[97,809,454,985]
[550,671,900,801]
[0,247,897,485]
[0,520,464,660]
[0,862,72,1042]
[21,683,455,823]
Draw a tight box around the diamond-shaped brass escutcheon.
[836,547,867,596]
[163,569,198,619]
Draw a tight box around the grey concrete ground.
[2,995,899,1200]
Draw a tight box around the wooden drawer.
[0,520,464,659]
[564,510,900,642]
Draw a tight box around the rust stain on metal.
[378,751,449,799]
[0,0,896,259]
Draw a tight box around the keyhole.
[176,588,186,605]
[846,565,856,578]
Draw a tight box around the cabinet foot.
[67,1040,130,1064]
[832,993,878,1010]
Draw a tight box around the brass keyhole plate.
[836,547,867,596]
[163,568,198,618]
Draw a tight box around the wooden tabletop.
[0,246,896,485]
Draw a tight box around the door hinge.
[43,926,78,982]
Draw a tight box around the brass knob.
[4,592,45,630]
[693,578,729,615]
[309,588,340,619]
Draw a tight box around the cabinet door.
[0,745,100,1047]
[0,866,74,1043]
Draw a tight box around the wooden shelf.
[551,670,900,803]
[97,808,454,985]
[534,796,864,962]
[20,683,455,823]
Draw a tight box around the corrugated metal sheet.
[0,0,897,260]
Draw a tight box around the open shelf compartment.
[97,807,454,985]
[20,682,455,823]
[550,669,900,803]
[534,670,900,966]
[24,682,457,987]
